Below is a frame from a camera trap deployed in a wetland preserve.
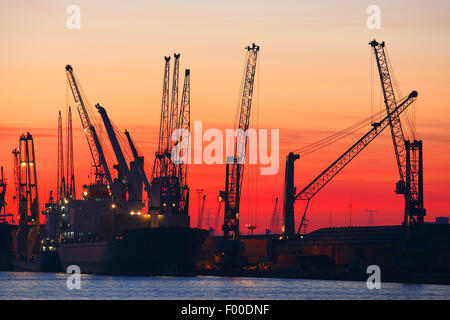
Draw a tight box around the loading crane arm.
[124,129,151,192]
[283,91,418,238]
[221,43,259,240]
[65,65,112,184]
[96,103,130,181]
[369,39,424,229]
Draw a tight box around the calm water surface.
[0,271,449,300]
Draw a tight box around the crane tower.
[369,40,425,230]
[221,43,259,240]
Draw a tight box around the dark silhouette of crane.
[283,91,418,239]
[369,39,425,232]
[124,129,151,193]
[0,166,8,223]
[220,43,259,241]
[150,55,191,227]
[65,65,112,184]
[267,197,280,234]
[57,111,66,203]
[66,106,76,199]
[14,133,40,261]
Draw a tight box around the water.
[0,271,449,300]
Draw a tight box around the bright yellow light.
[111,204,116,209]
[137,211,141,215]
[21,162,26,167]
[83,191,88,196]
[130,211,135,215]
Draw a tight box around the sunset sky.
[1,0,449,233]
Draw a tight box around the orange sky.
[1,1,450,234]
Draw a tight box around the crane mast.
[283,91,418,238]
[66,106,76,199]
[369,40,425,229]
[57,110,65,202]
[222,43,259,240]
[65,65,112,184]
[369,40,407,182]
[177,69,191,214]
[152,56,172,182]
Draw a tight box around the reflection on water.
[0,272,449,300]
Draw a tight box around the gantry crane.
[369,40,425,230]
[220,43,259,240]
[14,133,40,261]
[283,91,418,239]
[65,65,112,184]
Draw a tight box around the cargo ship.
[55,60,209,276]
[56,183,208,276]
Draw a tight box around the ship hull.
[58,227,209,276]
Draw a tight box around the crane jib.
[295,91,418,201]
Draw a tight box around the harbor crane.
[14,133,40,261]
[369,39,425,231]
[65,65,112,184]
[124,129,151,193]
[282,91,418,239]
[0,166,10,223]
[66,106,76,199]
[268,197,280,234]
[150,54,191,227]
[57,110,66,202]
[220,43,259,241]
[198,194,206,229]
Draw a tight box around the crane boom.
[295,91,417,201]
[124,130,151,192]
[152,57,171,180]
[96,103,130,181]
[65,65,112,184]
[222,43,259,240]
[282,91,418,238]
[269,197,279,234]
[177,69,191,214]
[370,40,424,229]
[369,40,407,183]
